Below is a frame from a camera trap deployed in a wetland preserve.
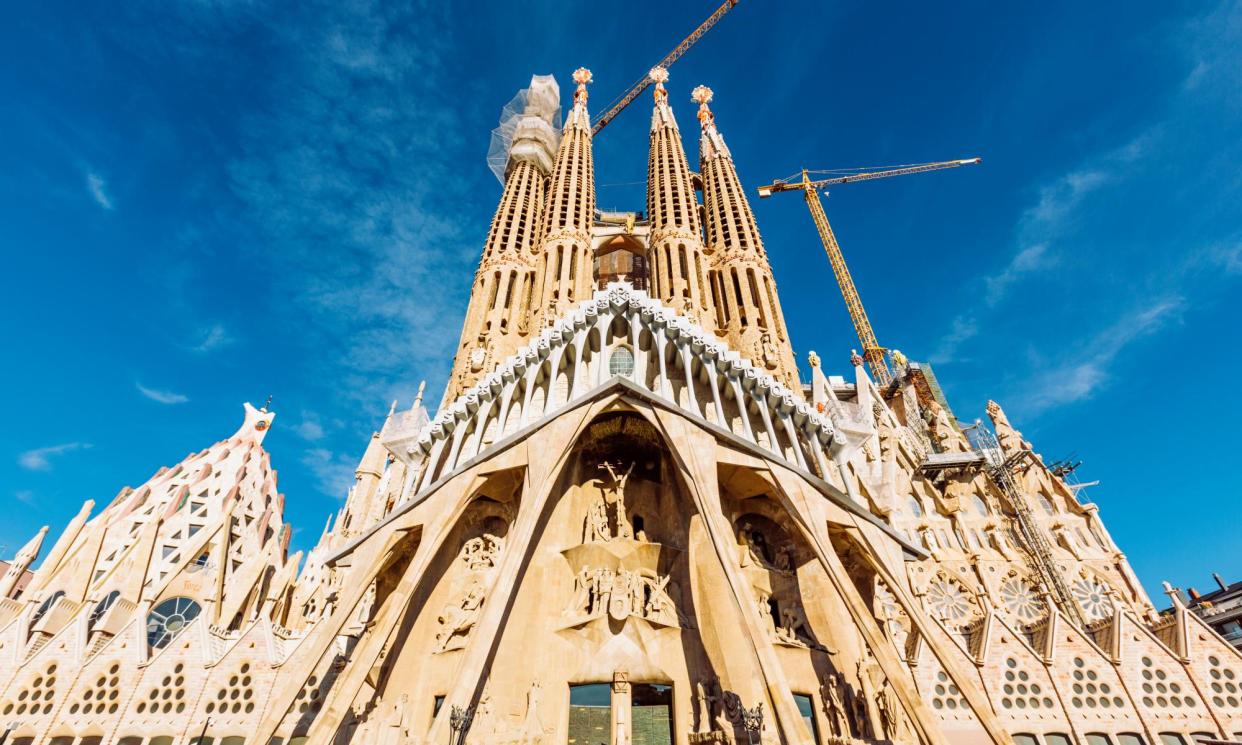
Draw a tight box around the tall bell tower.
[645,68,714,326]
[443,76,560,404]
[694,85,800,389]
[534,67,597,327]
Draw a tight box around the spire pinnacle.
[572,67,592,105]
[650,67,669,104]
[413,380,426,410]
[691,85,715,130]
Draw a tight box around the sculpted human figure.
[773,543,795,572]
[985,520,1022,562]
[876,683,896,740]
[820,674,847,736]
[738,522,770,568]
[641,574,676,625]
[569,565,593,616]
[584,492,611,543]
[436,581,486,652]
[777,604,811,647]
[761,331,779,369]
[853,657,876,738]
[1053,522,1086,560]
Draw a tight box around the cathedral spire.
[0,526,47,599]
[443,75,560,404]
[646,68,714,324]
[534,67,596,328]
[695,85,800,389]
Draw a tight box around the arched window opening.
[88,590,121,632]
[146,596,203,650]
[31,590,65,626]
[609,347,636,378]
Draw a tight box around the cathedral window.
[906,496,924,517]
[1070,575,1115,621]
[146,596,202,650]
[87,590,120,631]
[31,590,65,625]
[1117,735,1147,745]
[609,347,635,378]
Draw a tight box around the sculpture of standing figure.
[820,674,847,737]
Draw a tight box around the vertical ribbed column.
[443,77,559,405]
[535,67,596,327]
[646,67,714,325]
[694,85,800,390]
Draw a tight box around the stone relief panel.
[733,512,828,651]
[561,457,690,632]
[434,513,509,654]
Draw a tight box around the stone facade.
[2,69,1240,745]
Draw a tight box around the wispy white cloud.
[932,133,1154,364]
[293,411,326,441]
[136,382,190,404]
[191,323,233,353]
[14,490,36,505]
[18,442,91,471]
[221,1,480,410]
[1015,297,1184,414]
[85,171,114,210]
[302,448,355,498]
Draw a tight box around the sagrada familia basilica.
[2,68,1239,745]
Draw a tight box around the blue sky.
[2,1,1239,603]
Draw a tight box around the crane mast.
[591,0,740,135]
[799,171,892,384]
[758,157,981,384]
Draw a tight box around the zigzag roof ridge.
[409,281,837,459]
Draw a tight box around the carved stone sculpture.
[761,332,779,370]
[584,461,636,542]
[462,533,503,570]
[567,567,679,626]
[776,604,813,647]
[435,581,486,653]
[820,674,848,737]
[694,679,725,734]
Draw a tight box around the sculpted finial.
[807,350,821,368]
[572,67,592,104]
[692,85,715,129]
[650,67,669,103]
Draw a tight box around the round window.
[609,347,635,377]
[147,597,202,650]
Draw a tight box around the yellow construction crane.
[758,158,981,384]
[591,0,740,135]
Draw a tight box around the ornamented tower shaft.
[646,68,714,325]
[695,86,801,389]
[444,76,560,403]
[535,68,596,326]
